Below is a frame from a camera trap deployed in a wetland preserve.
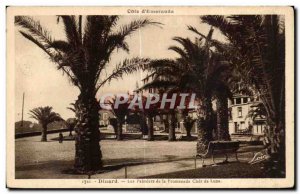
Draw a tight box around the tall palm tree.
[201,15,285,174]
[167,33,227,149]
[187,25,234,141]
[141,59,197,141]
[201,15,285,134]
[15,15,159,172]
[143,31,230,145]
[29,106,63,141]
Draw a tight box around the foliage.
[29,106,63,127]
[247,102,267,121]
[15,16,161,95]
[200,15,285,130]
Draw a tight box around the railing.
[234,129,252,135]
[15,128,69,139]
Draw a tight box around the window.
[238,107,242,117]
[243,97,248,104]
[236,98,241,105]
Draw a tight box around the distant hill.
[15,120,66,134]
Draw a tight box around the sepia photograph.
[6,6,294,189]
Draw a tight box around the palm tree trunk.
[147,115,154,141]
[216,94,230,141]
[41,124,47,142]
[74,95,102,172]
[168,111,176,141]
[117,120,123,141]
[182,112,191,138]
[163,114,169,133]
[139,113,148,136]
[186,128,191,137]
[196,97,213,153]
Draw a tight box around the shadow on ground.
[141,162,273,178]
[50,133,198,142]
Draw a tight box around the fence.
[15,128,69,139]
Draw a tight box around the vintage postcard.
[6,6,294,189]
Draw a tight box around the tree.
[140,95,160,141]
[167,33,227,148]
[247,102,267,121]
[183,115,195,138]
[142,31,229,145]
[180,106,196,138]
[107,95,131,141]
[16,15,160,172]
[141,59,197,141]
[29,106,63,141]
[187,25,235,142]
[201,15,285,175]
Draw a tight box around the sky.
[14,15,226,122]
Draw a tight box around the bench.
[195,141,240,167]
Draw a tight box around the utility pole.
[21,92,25,127]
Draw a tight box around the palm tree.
[107,95,131,141]
[140,95,160,141]
[143,31,230,145]
[201,15,285,174]
[29,106,63,141]
[215,88,231,141]
[167,33,227,148]
[182,114,195,138]
[141,59,196,141]
[201,15,285,134]
[15,15,160,172]
[187,25,235,142]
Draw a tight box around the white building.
[228,95,266,135]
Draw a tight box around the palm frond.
[15,16,53,45]
[96,57,151,92]
[50,40,72,53]
[28,106,62,126]
[58,16,81,48]
[19,30,52,56]
[116,19,162,38]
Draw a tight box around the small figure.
[59,132,63,143]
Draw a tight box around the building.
[139,70,266,136]
[99,110,114,127]
[228,94,266,135]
